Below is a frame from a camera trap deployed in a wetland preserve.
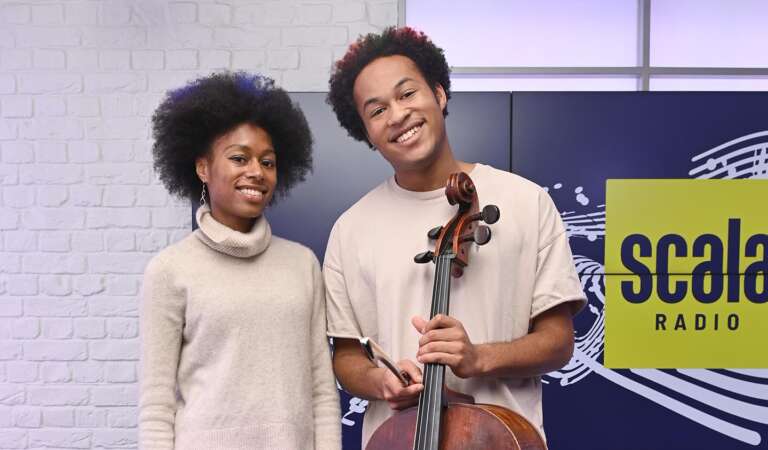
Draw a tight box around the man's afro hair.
[151,71,312,202]
[327,26,451,148]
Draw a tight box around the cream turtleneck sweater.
[139,206,341,450]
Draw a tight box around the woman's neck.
[209,205,257,233]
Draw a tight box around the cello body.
[366,172,547,450]
[367,401,546,450]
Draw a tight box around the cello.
[366,172,547,450]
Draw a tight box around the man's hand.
[412,314,483,379]
[374,359,423,410]
[333,338,424,410]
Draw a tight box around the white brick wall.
[0,1,397,447]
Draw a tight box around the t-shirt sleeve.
[323,220,365,340]
[531,189,587,319]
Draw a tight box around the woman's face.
[196,123,277,232]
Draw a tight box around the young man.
[324,27,586,446]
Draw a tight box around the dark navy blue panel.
[513,92,768,450]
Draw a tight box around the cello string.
[432,254,449,446]
[416,252,454,450]
[432,255,448,446]
[417,254,445,449]
[429,254,450,449]
[437,254,450,447]
[438,254,451,446]
[424,254,444,450]
[424,255,443,450]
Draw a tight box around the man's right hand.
[333,338,424,410]
[374,359,424,410]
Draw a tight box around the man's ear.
[360,123,376,150]
[434,84,447,112]
[195,157,209,184]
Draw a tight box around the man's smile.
[391,121,424,144]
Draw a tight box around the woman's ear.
[195,157,209,184]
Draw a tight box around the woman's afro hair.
[151,71,313,202]
[327,26,451,148]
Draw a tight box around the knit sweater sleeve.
[139,254,185,450]
[309,254,342,450]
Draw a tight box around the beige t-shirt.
[324,163,586,446]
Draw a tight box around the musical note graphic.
[544,131,768,446]
[341,397,369,427]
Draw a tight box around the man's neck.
[393,145,475,192]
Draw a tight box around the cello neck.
[413,253,453,450]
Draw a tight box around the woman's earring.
[200,183,208,206]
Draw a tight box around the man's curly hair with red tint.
[327,26,451,148]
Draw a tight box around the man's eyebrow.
[362,77,416,110]
[394,77,414,89]
[362,96,380,111]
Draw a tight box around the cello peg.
[474,226,491,245]
[459,226,492,245]
[414,251,434,264]
[481,205,500,224]
[427,226,443,240]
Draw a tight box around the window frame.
[400,0,768,91]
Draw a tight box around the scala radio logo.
[605,179,768,368]
[541,130,768,447]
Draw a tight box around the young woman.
[140,72,340,450]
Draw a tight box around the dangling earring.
[200,183,208,206]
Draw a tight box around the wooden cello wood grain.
[367,402,546,450]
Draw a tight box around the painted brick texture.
[0,1,397,447]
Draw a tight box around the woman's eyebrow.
[222,144,251,152]
[223,144,276,155]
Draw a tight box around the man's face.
[353,55,448,173]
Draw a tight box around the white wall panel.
[651,0,768,67]
[406,0,639,67]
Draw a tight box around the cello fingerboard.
[413,253,453,450]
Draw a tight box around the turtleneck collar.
[194,205,272,258]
